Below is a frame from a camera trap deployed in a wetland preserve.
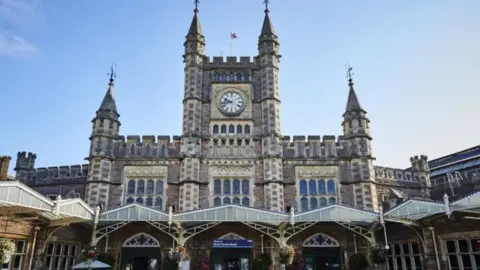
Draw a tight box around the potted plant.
[348,253,369,270]
[81,246,98,262]
[0,238,15,264]
[278,245,295,265]
[370,245,387,264]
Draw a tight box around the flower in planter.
[0,238,16,264]
[278,245,295,265]
[81,246,98,261]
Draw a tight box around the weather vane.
[107,63,117,81]
[345,64,354,82]
[264,0,269,10]
[194,0,199,10]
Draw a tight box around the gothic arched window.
[233,197,240,204]
[309,180,317,195]
[214,197,221,206]
[299,180,307,195]
[244,73,250,81]
[229,72,235,81]
[242,197,250,206]
[244,125,251,134]
[127,180,135,194]
[242,180,249,195]
[233,179,240,194]
[213,125,219,134]
[301,197,308,211]
[318,180,326,194]
[223,180,231,195]
[328,197,336,205]
[221,125,227,133]
[155,197,163,210]
[229,124,235,133]
[327,180,335,194]
[127,197,134,204]
[156,180,164,194]
[137,180,145,194]
[146,197,153,206]
[310,197,318,209]
[136,197,144,204]
[214,179,221,195]
[237,125,243,134]
[147,180,154,194]
[236,73,242,81]
[319,197,327,207]
[223,197,231,204]
[221,73,227,81]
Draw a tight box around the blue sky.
[1,0,479,173]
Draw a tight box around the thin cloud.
[0,0,41,57]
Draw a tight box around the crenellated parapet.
[281,135,348,158]
[20,164,89,184]
[203,56,258,68]
[113,135,182,158]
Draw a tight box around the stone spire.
[187,8,202,36]
[344,66,365,113]
[96,65,119,121]
[261,7,275,36]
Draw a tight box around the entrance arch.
[217,233,246,240]
[302,233,341,270]
[121,233,161,270]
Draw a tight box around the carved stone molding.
[209,166,254,177]
[124,166,168,178]
[295,166,338,178]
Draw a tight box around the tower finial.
[107,63,117,83]
[263,0,269,12]
[194,0,199,12]
[345,64,354,85]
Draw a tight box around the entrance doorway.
[302,233,342,270]
[121,233,161,270]
[210,233,252,270]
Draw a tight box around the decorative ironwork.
[218,233,245,240]
[123,233,160,247]
[302,233,339,247]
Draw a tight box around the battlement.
[117,135,182,144]
[280,135,347,158]
[374,166,416,182]
[203,56,258,66]
[410,155,429,172]
[281,135,345,146]
[17,151,37,159]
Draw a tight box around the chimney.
[0,156,12,180]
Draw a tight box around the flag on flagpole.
[230,32,238,39]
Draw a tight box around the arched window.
[147,180,154,194]
[303,233,339,247]
[156,180,163,194]
[236,73,243,81]
[221,73,227,81]
[223,180,231,195]
[327,180,335,194]
[213,125,219,134]
[126,197,134,204]
[232,197,240,204]
[244,125,251,134]
[221,125,227,133]
[244,73,250,81]
[309,180,317,195]
[319,197,327,207]
[301,197,308,211]
[223,197,231,204]
[310,197,318,209]
[155,197,163,210]
[137,180,145,194]
[233,179,240,194]
[318,180,326,194]
[214,197,221,206]
[229,124,235,133]
[160,144,166,156]
[242,197,250,206]
[123,233,160,247]
[127,180,135,194]
[328,197,336,205]
[299,180,307,195]
[237,125,243,134]
[136,197,144,204]
[215,73,220,81]
[242,180,249,194]
[214,179,221,195]
[229,72,235,81]
[146,197,153,206]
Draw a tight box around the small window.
[213,125,219,134]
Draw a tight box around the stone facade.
[11,7,433,215]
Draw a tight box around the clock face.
[219,91,244,115]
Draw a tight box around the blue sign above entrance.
[212,239,253,248]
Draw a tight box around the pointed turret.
[345,77,364,113]
[258,3,278,47]
[187,8,202,36]
[184,3,205,52]
[260,8,275,36]
[95,75,119,121]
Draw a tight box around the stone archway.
[121,233,161,270]
[302,233,342,270]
